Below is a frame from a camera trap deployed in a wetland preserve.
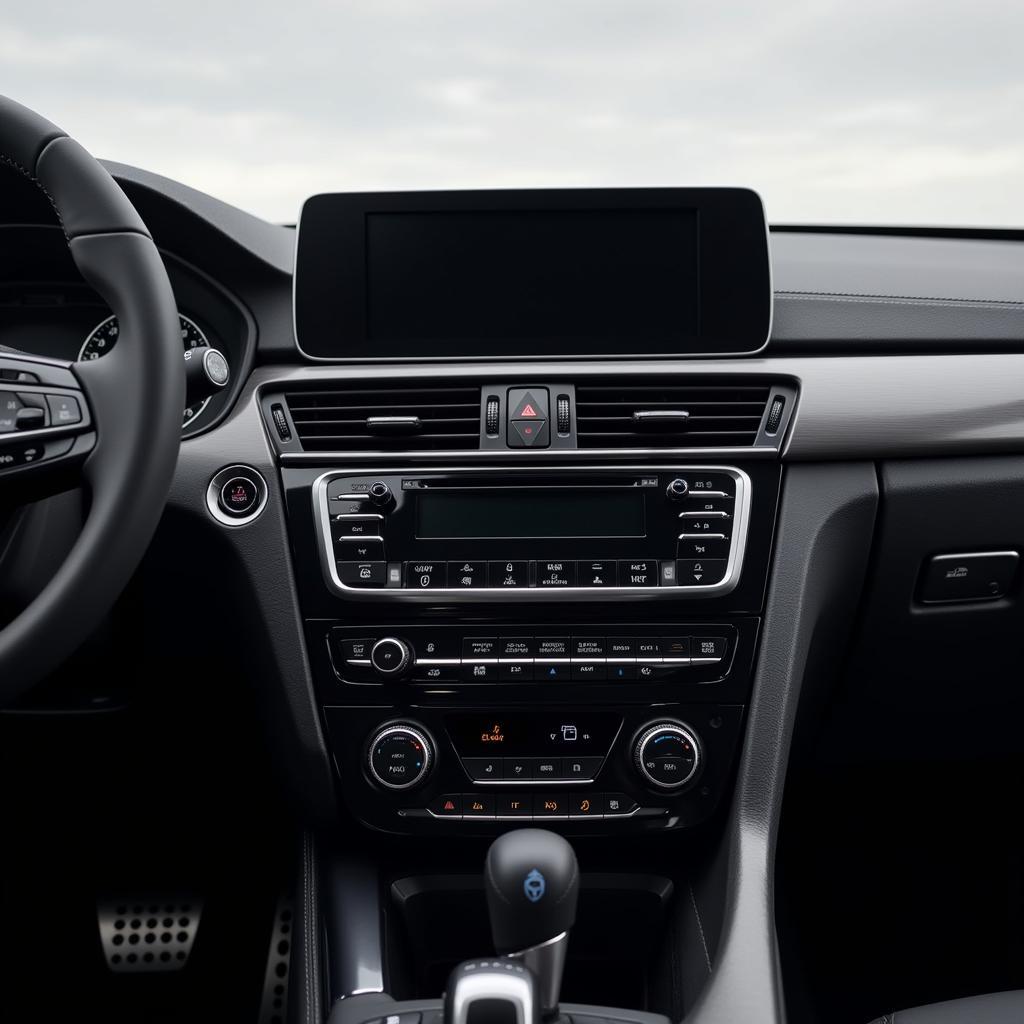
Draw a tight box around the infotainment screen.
[295,188,771,360]
[416,491,645,540]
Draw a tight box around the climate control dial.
[367,723,434,790]
[633,720,701,790]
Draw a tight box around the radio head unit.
[313,464,750,601]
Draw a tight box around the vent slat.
[576,378,770,449]
[284,384,481,451]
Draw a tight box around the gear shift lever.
[483,829,579,1019]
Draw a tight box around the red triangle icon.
[521,403,537,418]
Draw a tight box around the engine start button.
[219,475,260,516]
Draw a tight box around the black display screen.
[294,188,772,359]
[446,712,621,757]
[416,491,645,540]
[365,209,697,345]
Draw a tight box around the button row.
[402,559,664,589]
[428,792,638,820]
[0,390,82,433]
[462,755,604,782]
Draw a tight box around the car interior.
[4,91,1024,1024]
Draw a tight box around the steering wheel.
[0,96,184,703]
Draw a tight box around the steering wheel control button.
[633,722,701,791]
[219,476,260,516]
[369,637,412,676]
[367,724,433,791]
[45,393,82,426]
[0,391,21,432]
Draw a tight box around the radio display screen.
[416,490,645,539]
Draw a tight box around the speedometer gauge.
[79,314,213,428]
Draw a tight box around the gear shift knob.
[484,829,579,1018]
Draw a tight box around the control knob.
[665,478,689,501]
[370,636,412,677]
[632,720,701,790]
[367,722,434,790]
[368,480,394,508]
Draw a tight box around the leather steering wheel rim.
[0,95,184,703]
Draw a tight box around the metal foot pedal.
[258,891,294,1024]
[97,895,203,973]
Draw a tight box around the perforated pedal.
[258,892,294,1024]
[97,895,203,973]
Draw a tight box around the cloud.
[2,0,1022,225]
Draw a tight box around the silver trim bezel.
[313,464,751,602]
[206,464,270,527]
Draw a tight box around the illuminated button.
[463,637,499,659]
[537,561,575,587]
[462,662,498,682]
[677,537,730,559]
[572,637,606,658]
[499,662,535,682]
[509,418,550,448]
[563,756,603,780]
[535,637,569,657]
[339,638,375,660]
[503,758,533,781]
[660,637,692,660]
[577,560,616,587]
[497,795,532,817]
[335,515,382,538]
[413,664,460,683]
[677,559,728,586]
[428,794,462,818]
[536,663,570,682]
[463,795,493,818]
[618,560,658,587]
[219,475,260,516]
[448,560,486,588]
[462,757,504,781]
[341,538,385,561]
[601,793,638,817]
[692,636,728,661]
[607,662,637,681]
[532,758,564,781]
[508,389,549,420]
[488,560,530,587]
[533,793,568,819]
[636,638,661,660]
[569,794,599,817]
[405,562,447,588]
[337,561,386,586]
[571,662,607,681]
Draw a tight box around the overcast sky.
[3,1,1023,226]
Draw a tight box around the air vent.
[283,383,481,451]
[575,379,772,449]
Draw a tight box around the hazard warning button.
[508,388,549,422]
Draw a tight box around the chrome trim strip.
[314,463,751,602]
[286,445,776,462]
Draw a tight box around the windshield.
[6,1,1021,227]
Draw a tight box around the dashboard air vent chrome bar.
[283,383,482,451]
[576,379,772,449]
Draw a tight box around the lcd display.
[294,188,772,359]
[416,491,645,540]
[365,209,698,345]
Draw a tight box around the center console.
[281,453,781,838]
